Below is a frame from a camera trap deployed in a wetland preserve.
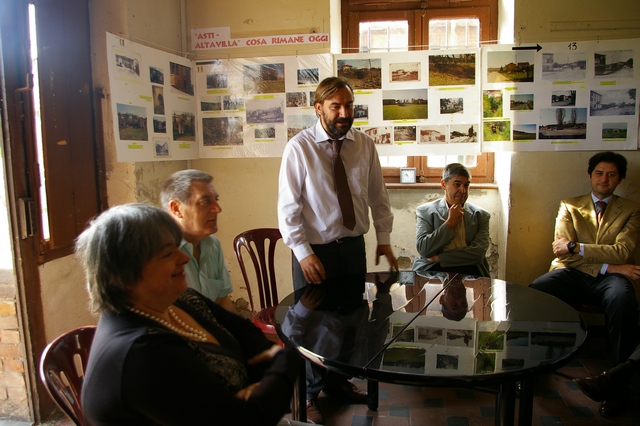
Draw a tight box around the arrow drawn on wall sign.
[512,44,542,52]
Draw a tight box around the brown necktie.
[596,200,607,224]
[330,139,356,230]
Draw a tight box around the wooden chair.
[234,228,290,344]
[39,325,96,426]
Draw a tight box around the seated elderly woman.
[77,203,302,425]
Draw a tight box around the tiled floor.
[37,328,639,426]
[304,329,640,426]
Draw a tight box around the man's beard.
[321,112,354,139]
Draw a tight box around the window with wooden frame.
[342,0,498,184]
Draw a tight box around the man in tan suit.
[530,151,640,418]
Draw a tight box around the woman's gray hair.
[159,169,213,210]
[75,203,182,315]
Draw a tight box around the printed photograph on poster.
[483,120,511,142]
[447,329,474,348]
[309,91,315,106]
[149,66,164,84]
[172,111,196,141]
[506,330,529,346]
[297,68,319,86]
[477,330,506,352]
[382,89,428,120]
[486,51,534,83]
[152,85,165,114]
[530,331,577,360]
[246,98,285,124]
[202,116,243,146]
[594,50,634,78]
[114,49,141,80]
[255,126,276,140]
[450,124,478,143]
[354,104,369,120]
[201,96,222,111]
[475,351,496,373]
[416,326,445,345]
[206,73,228,89]
[510,94,534,111]
[286,92,308,108]
[170,62,194,96]
[501,358,525,371]
[538,108,587,139]
[551,90,576,107]
[393,126,417,143]
[223,95,244,111]
[440,97,464,114]
[154,138,170,158]
[429,53,476,86]
[483,90,503,117]
[363,126,392,144]
[436,353,458,370]
[589,88,636,116]
[337,58,382,90]
[541,52,586,81]
[419,125,447,144]
[602,122,628,140]
[513,124,536,141]
[117,104,148,141]
[243,63,286,94]
[393,325,415,342]
[153,116,166,134]
[389,62,420,82]
[382,346,426,374]
[287,115,317,139]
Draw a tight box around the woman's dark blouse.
[81,289,301,425]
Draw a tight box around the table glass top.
[275,271,587,384]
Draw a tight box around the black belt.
[314,235,362,246]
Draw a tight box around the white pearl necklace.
[128,306,208,342]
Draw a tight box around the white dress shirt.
[278,120,393,261]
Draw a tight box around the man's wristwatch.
[566,241,577,254]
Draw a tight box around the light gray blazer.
[413,197,491,277]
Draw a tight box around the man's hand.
[445,204,464,229]
[427,254,440,263]
[606,264,640,281]
[299,254,325,284]
[376,244,399,271]
[235,382,260,400]
[299,286,325,310]
[552,234,572,256]
[247,344,282,366]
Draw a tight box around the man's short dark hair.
[442,163,471,183]
[588,151,627,178]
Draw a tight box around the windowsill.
[386,182,499,190]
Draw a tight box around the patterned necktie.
[596,200,607,224]
[330,139,356,230]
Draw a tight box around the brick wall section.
[0,278,29,420]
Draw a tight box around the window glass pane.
[28,4,50,240]
[429,19,480,49]
[359,21,408,53]
[428,155,478,168]
[379,156,408,167]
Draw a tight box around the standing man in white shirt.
[278,76,398,423]
[160,170,235,312]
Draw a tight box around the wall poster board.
[106,32,640,162]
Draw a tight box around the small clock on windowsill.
[400,167,417,184]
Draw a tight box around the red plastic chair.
[39,326,96,426]
[234,228,290,344]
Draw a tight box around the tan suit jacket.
[550,193,640,277]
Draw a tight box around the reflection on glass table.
[275,271,586,426]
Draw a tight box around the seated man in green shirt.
[160,169,235,312]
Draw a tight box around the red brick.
[3,359,24,374]
[0,302,16,316]
[0,373,26,388]
[0,316,18,330]
[0,345,22,359]
[0,330,20,344]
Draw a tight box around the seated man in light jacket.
[413,163,491,277]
